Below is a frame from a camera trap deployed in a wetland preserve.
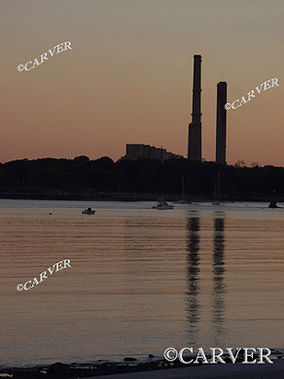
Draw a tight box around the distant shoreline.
[0,192,283,203]
[1,157,283,204]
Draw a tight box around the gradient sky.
[1,0,283,165]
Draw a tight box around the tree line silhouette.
[0,156,283,201]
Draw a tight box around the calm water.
[0,200,284,367]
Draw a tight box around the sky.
[1,0,283,166]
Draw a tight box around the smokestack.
[215,82,227,164]
[188,54,202,161]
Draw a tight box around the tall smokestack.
[215,82,227,164]
[188,54,202,161]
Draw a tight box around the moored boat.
[152,200,174,210]
[82,207,96,215]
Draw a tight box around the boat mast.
[182,175,185,201]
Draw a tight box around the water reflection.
[186,211,226,346]
[186,214,200,344]
[212,211,226,345]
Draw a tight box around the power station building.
[125,144,181,161]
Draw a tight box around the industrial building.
[125,144,182,161]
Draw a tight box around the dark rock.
[48,362,70,375]
[123,357,137,362]
[148,354,155,358]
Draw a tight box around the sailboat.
[173,175,191,204]
[212,172,221,205]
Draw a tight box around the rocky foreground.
[1,350,284,378]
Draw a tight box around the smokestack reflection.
[186,215,200,344]
[212,211,226,345]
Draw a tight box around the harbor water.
[0,200,284,367]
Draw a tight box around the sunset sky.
[1,0,283,165]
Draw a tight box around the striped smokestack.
[216,82,227,164]
[188,54,202,161]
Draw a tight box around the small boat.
[269,201,278,208]
[152,200,174,210]
[173,200,192,204]
[212,201,221,206]
[268,190,283,208]
[82,207,96,215]
[268,201,284,209]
